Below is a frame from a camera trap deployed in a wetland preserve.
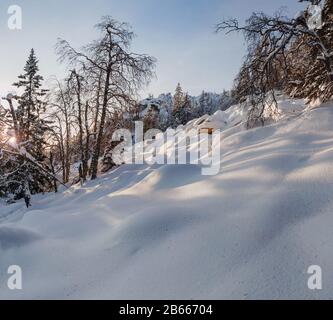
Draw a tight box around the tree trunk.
[49,152,58,193]
[323,0,333,19]
[7,98,20,143]
[90,66,111,180]
[57,119,66,183]
[84,101,90,178]
[65,113,71,183]
[89,71,102,177]
[74,71,88,182]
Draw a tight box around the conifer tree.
[199,91,212,115]
[0,49,53,202]
[173,83,185,113]
[173,93,192,126]
[13,49,49,159]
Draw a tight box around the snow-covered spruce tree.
[173,83,185,114]
[198,91,213,116]
[217,0,333,128]
[143,105,160,131]
[172,93,193,126]
[219,90,235,111]
[0,50,54,202]
[13,49,51,160]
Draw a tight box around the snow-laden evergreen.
[0,49,53,203]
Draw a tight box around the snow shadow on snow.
[0,226,41,250]
[138,164,204,190]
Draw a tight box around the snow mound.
[134,164,203,191]
[0,227,41,250]
[1,97,333,299]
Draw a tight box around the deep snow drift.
[1,97,333,299]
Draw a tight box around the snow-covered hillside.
[1,97,333,299]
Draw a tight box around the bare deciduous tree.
[217,0,333,128]
[56,17,156,180]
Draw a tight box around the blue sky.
[0,0,305,98]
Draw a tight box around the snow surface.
[1,97,333,299]
[307,4,323,30]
